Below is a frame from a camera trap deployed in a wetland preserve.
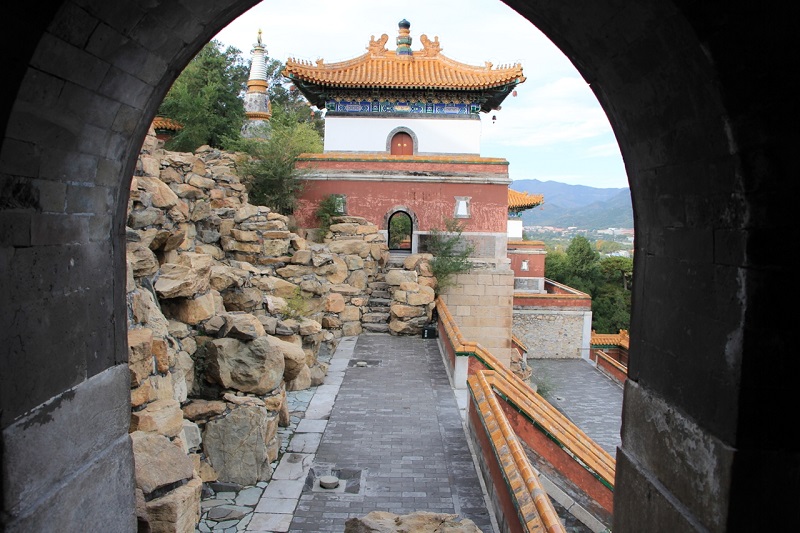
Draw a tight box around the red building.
[284,19,526,263]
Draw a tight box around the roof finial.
[257,28,262,46]
[396,19,412,56]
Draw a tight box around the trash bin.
[422,324,437,339]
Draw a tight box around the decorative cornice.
[296,153,508,164]
[283,19,525,113]
[591,330,630,350]
[246,111,272,120]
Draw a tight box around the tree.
[591,287,631,333]
[158,40,249,152]
[426,218,475,295]
[315,194,341,237]
[566,235,599,278]
[545,235,631,333]
[599,256,633,291]
[234,117,323,215]
[266,58,325,137]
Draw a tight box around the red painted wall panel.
[295,179,508,232]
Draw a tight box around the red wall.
[295,178,508,233]
[513,293,591,309]
[498,402,615,517]
[508,253,546,278]
[507,241,546,278]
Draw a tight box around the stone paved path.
[286,334,495,532]
[196,338,625,532]
[528,358,623,457]
[197,334,497,532]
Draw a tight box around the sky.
[213,0,629,189]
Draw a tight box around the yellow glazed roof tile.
[284,26,525,91]
[152,116,183,131]
[508,188,543,210]
[591,329,630,350]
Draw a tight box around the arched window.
[390,131,413,155]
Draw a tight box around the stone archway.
[386,209,416,252]
[1,2,796,531]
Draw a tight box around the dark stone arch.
[0,1,795,531]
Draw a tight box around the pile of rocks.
[385,253,437,335]
[125,128,389,532]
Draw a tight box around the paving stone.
[235,486,264,506]
[193,334,620,533]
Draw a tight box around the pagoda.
[241,29,272,138]
[284,19,526,263]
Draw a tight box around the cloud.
[214,0,629,188]
[482,77,613,148]
[584,142,622,158]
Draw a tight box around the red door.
[391,132,413,155]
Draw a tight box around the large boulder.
[219,312,266,340]
[144,477,202,533]
[130,398,184,438]
[153,252,213,298]
[202,403,277,485]
[204,336,285,395]
[130,431,194,496]
[261,335,308,382]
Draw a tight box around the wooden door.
[391,132,413,155]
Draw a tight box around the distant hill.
[510,179,633,230]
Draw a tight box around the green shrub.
[281,287,309,319]
[315,194,341,237]
[426,217,475,294]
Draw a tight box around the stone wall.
[125,128,388,531]
[512,310,587,359]
[385,253,437,336]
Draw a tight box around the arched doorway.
[388,211,413,251]
[0,2,795,532]
[390,131,413,155]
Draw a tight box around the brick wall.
[441,268,515,365]
[513,310,586,359]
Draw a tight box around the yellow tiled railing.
[436,296,616,531]
[595,350,628,375]
[437,297,616,488]
[469,370,566,533]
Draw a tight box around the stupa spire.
[242,28,272,138]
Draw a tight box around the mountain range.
[510,179,633,230]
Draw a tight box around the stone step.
[369,281,389,289]
[370,290,391,299]
[367,297,391,306]
[362,322,390,333]
[362,312,390,323]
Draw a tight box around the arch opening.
[388,210,414,251]
[0,2,781,532]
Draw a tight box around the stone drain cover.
[347,359,382,368]
[305,465,365,494]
